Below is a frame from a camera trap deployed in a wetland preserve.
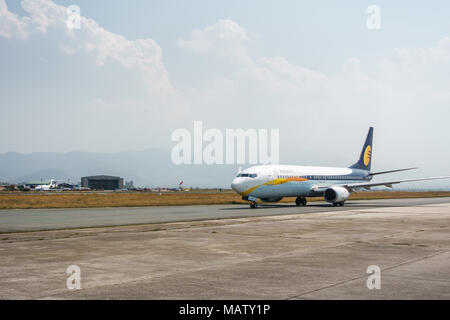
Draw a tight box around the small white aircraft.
[35,179,58,191]
[231,127,450,208]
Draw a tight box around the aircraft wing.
[313,176,450,191]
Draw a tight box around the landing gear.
[295,197,307,206]
[250,201,258,209]
[333,202,345,207]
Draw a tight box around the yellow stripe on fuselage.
[241,177,309,196]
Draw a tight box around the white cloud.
[178,19,450,171]
[0,0,30,39]
[0,0,192,153]
[178,19,329,98]
[378,37,450,91]
[0,0,176,95]
[177,19,252,65]
[178,19,450,112]
[242,56,329,96]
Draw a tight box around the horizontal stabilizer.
[369,167,418,176]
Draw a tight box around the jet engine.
[324,187,350,204]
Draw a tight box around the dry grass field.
[0,191,449,209]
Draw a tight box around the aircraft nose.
[231,178,243,194]
[231,179,238,192]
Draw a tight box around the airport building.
[81,175,124,190]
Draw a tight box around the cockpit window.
[237,173,257,178]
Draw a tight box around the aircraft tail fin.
[350,127,373,171]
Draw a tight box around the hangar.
[81,175,124,190]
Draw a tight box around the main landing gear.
[250,201,258,209]
[295,197,307,206]
[333,202,345,207]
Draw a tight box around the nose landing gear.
[245,196,259,209]
[332,202,345,207]
[295,197,307,206]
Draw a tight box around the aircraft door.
[266,168,279,186]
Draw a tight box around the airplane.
[35,179,58,191]
[231,127,450,208]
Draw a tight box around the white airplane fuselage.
[231,164,371,200]
[35,180,57,191]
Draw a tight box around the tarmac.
[0,198,449,299]
[1,197,449,233]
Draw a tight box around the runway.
[1,198,449,299]
[1,197,449,233]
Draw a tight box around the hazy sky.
[1,0,449,184]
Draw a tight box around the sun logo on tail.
[364,145,372,166]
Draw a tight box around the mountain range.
[0,149,240,188]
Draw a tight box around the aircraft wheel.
[333,202,338,207]
[296,197,307,206]
[339,202,345,207]
[250,202,258,209]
